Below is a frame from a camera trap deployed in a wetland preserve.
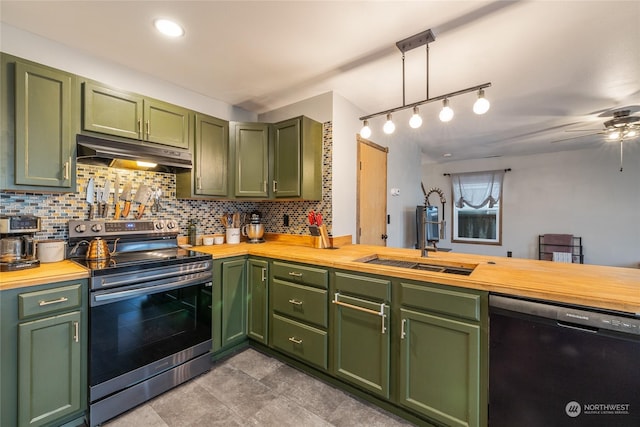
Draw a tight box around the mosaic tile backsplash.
[0,123,333,241]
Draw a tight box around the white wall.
[0,23,254,122]
[422,144,640,268]
[257,92,332,124]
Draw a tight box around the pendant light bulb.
[383,114,396,134]
[409,106,423,129]
[473,89,490,115]
[439,99,454,122]
[360,120,372,138]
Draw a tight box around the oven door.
[89,273,212,403]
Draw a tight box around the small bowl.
[213,235,224,245]
[203,237,214,246]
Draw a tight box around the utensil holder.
[226,228,241,244]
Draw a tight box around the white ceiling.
[1,1,639,163]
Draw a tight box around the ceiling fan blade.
[550,132,602,143]
[564,129,602,132]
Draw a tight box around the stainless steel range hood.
[76,134,192,172]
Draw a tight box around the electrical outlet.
[283,214,289,227]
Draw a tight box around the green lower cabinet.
[18,311,82,427]
[221,258,247,347]
[332,293,390,399]
[247,258,269,344]
[399,308,481,427]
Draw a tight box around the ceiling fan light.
[608,130,620,140]
[626,129,637,138]
[473,89,490,115]
[409,106,423,128]
[383,114,396,134]
[360,120,372,138]
[439,99,454,122]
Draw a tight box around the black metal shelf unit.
[538,235,584,264]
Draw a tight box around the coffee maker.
[0,215,41,271]
[242,211,265,243]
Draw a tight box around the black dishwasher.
[489,294,640,427]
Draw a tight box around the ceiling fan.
[551,109,640,171]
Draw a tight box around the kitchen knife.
[121,182,132,218]
[113,173,121,219]
[134,184,152,219]
[86,177,95,220]
[101,179,111,218]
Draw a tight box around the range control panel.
[68,219,178,239]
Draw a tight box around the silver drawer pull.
[288,272,303,278]
[333,292,387,334]
[73,321,79,343]
[288,337,303,345]
[288,299,303,306]
[401,318,407,339]
[39,296,69,307]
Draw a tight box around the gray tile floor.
[104,348,415,427]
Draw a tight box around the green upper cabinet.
[273,116,322,200]
[247,258,269,344]
[82,81,189,149]
[1,55,76,191]
[232,122,270,198]
[176,113,229,198]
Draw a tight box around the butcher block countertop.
[2,234,639,314]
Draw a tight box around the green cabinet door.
[18,311,82,427]
[399,308,481,427]
[14,61,73,188]
[272,118,301,198]
[221,258,247,347]
[247,258,269,344]
[83,81,143,140]
[83,81,189,149]
[143,99,190,149]
[332,293,390,399]
[233,122,269,198]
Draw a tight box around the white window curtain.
[451,170,504,209]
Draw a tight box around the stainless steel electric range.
[68,219,213,427]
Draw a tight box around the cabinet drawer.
[272,279,328,327]
[18,284,82,319]
[272,313,327,369]
[400,282,481,321]
[272,261,328,289]
[334,271,391,302]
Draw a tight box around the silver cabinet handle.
[263,181,267,193]
[146,120,150,138]
[401,318,407,339]
[273,180,278,193]
[137,118,142,137]
[288,272,303,278]
[39,296,68,306]
[63,157,71,180]
[288,299,303,306]
[333,292,387,334]
[288,337,303,344]
[261,267,267,282]
[73,321,79,343]
[196,176,202,190]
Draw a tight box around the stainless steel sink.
[360,257,475,276]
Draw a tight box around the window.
[450,170,505,245]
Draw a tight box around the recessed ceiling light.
[443,153,452,158]
[154,19,184,38]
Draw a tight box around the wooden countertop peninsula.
[2,234,639,315]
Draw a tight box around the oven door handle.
[92,274,211,305]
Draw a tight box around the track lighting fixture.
[383,114,396,134]
[439,99,454,122]
[358,28,491,136]
[360,120,372,138]
[473,89,491,115]
[409,106,423,128]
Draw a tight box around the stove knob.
[155,222,165,230]
[91,223,103,232]
[166,221,176,229]
[75,224,87,233]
